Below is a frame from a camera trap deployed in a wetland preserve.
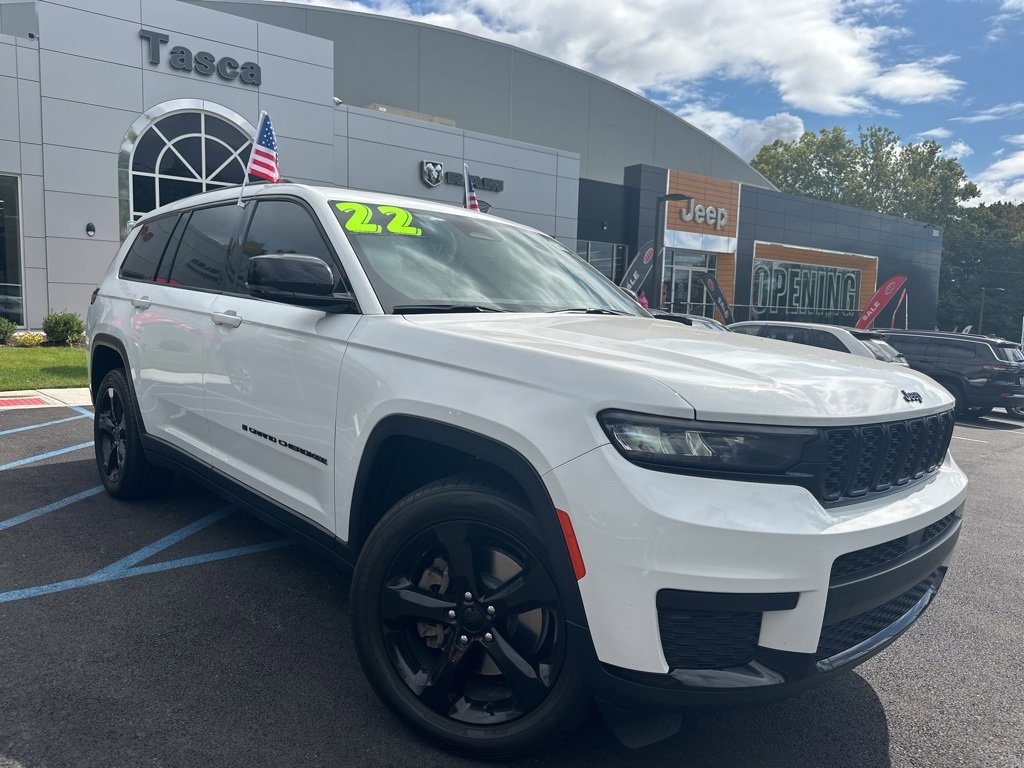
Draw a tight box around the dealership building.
[0,0,944,329]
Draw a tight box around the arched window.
[120,101,255,234]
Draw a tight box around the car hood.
[400,314,954,424]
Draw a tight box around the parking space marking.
[952,435,988,443]
[70,406,93,417]
[0,486,104,532]
[0,413,91,437]
[0,441,94,471]
[0,505,294,605]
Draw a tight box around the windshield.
[332,201,645,315]
[859,336,906,363]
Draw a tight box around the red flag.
[855,275,907,329]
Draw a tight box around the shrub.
[13,331,45,347]
[0,317,16,344]
[41,311,86,346]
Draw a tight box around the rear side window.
[994,345,1024,363]
[885,335,928,355]
[730,325,761,336]
[119,216,177,282]
[166,204,244,291]
[926,339,977,360]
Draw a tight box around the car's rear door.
[204,196,360,534]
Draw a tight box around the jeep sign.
[679,198,728,231]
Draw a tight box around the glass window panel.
[206,115,249,151]
[168,205,244,291]
[0,175,22,325]
[155,112,201,139]
[132,130,163,174]
[158,178,203,208]
[159,136,201,178]
[132,175,156,216]
[212,153,247,184]
[204,138,234,178]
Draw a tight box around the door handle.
[130,296,151,310]
[211,311,242,328]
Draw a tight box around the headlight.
[598,410,819,474]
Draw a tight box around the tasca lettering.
[679,199,728,231]
[140,29,262,86]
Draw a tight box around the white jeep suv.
[87,184,967,758]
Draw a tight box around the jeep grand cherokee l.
[87,185,967,758]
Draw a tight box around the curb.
[0,388,93,410]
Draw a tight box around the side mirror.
[246,254,358,313]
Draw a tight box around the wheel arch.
[89,334,131,403]
[348,414,589,626]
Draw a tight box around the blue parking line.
[0,486,104,531]
[70,405,94,417]
[0,413,91,437]
[0,505,295,604]
[0,441,94,471]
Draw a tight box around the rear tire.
[351,475,586,759]
[1006,406,1024,420]
[94,368,173,499]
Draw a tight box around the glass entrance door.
[668,266,710,315]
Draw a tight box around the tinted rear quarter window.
[885,335,928,355]
[167,204,244,291]
[119,216,177,281]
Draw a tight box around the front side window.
[239,200,345,291]
[332,201,643,315]
[166,205,245,291]
[0,175,22,325]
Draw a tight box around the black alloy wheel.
[93,368,172,499]
[351,476,585,758]
[1006,406,1024,419]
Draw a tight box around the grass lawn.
[0,346,89,391]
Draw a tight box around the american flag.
[463,163,480,211]
[246,111,280,183]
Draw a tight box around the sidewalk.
[0,388,93,409]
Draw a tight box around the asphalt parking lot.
[1,405,1023,768]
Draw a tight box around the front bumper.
[544,443,966,704]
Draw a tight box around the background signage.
[139,29,262,86]
[752,258,862,324]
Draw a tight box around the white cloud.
[278,0,963,116]
[952,101,1024,123]
[917,127,953,139]
[974,149,1024,203]
[676,108,805,160]
[1004,134,1024,146]
[944,140,973,158]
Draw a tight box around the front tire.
[351,476,586,758]
[1006,406,1024,420]
[94,368,172,499]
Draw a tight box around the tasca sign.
[139,29,262,86]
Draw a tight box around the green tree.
[751,125,980,226]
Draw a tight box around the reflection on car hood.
[400,314,954,424]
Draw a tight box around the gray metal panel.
[20,140,40,174]
[258,94,333,145]
[43,145,119,197]
[47,281,96,321]
[141,0,258,49]
[40,50,142,112]
[274,136,333,184]
[256,51,332,106]
[464,136,555,175]
[45,237,119,284]
[554,216,577,239]
[20,174,44,237]
[0,75,17,140]
[333,106,347,137]
[416,26,511,137]
[17,77,40,142]
[142,69,257,122]
[15,43,36,80]
[41,0,141,21]
[0,138,19,172]
[508,49,589,155]
[23,236,45,269]
[37,3,140,67]
[0,2,36,38]
[555,176,579,221]
[585,80,657,181]
[346,138,462,202]
[42,97,139,153]
[557,152,580,180]
[0,40,14,76]
[256,20,331,67]
[333,134,347,185]
[24,267,48,328]
[348,110,463,158]
[44,191,119,242]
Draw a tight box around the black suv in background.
[879,330,1024,418]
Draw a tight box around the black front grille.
[830,511,959,581]
[816,572,938,660]
[658,610,761,670]
[821,410,954,503]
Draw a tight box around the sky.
[268,0,1024,204]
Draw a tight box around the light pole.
[655,193,692,310]
[978,286,1005,334]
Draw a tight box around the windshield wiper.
[546,307,632,316]
[392,304,507,314]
